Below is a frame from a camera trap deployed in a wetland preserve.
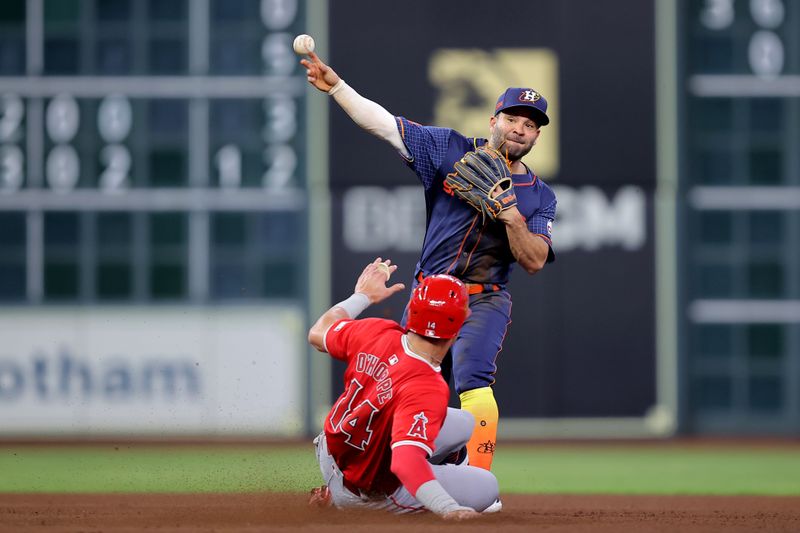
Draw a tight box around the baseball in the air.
[376,262,391,281]
[293,34,315,55]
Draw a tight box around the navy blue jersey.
[396,117,556,286]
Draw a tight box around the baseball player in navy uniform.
[302,52,556,470]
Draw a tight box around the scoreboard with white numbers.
[681,0,800,432]
[0,0,317,304]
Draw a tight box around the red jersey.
[323,317,450,494]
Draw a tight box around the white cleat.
[483,499,502,513]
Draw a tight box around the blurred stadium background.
[0,0,798,446]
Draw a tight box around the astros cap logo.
[520,89,541,103]
[428,48,559,175]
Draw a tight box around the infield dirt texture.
[2,440,800,531]
[2,493,800,532]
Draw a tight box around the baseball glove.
[445,145,517,222]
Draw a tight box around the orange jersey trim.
[459,223,487,276]
[445,215,479,274]
[512,174,538,187]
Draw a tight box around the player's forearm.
[502,213,548,274]
[329,80,410,157]
[391,446,472,516]
[307,293,370,351]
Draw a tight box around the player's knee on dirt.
[433,463,499,512]
[470,468,500,512]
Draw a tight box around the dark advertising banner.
[327,0,656,419]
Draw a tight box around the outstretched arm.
[300,52,409,157]
[308,258,406,352]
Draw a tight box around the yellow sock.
[459,387,498,471]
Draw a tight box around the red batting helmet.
[406,275,469,339]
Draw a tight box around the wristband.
[334,292,370,318]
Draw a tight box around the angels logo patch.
[407,411,429,439]
[547,219,553,236]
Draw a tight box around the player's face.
[489,110,541,161]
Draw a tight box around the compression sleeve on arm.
[329,80,410,157]
[390,445,472,515]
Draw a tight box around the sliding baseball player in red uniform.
[302,52,556,470]
[308,258,500,518]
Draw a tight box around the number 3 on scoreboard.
[328,378,380,451]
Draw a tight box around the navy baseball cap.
[494,87,550,126]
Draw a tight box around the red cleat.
[308,485,332,507]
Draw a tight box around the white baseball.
[293,34,315,55]
[376,262,391,281]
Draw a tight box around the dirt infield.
[2,493,799,532]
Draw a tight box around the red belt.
[416,272,501,295]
